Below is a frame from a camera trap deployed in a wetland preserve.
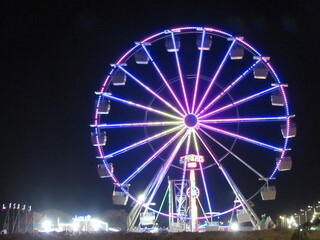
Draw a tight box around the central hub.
[184,114,198,128]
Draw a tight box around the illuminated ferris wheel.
[91,26,296,231]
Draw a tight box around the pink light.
[198,60,261,116]
[203,27,233,37]
[187,162,198,168]
[141,31,166,44]
[121,127,186,186]
[200,123,284,152]
[171,26,202,32]
[95,121,182,129]
[101,93,182,120]
[199,85,279,120]
[191,30,206,113]
[141,44,187,115]
[195,40,236,115]
[103,125,183,159]
[118,65,184,117]
[170,32,190,113]
[145,130,189,208]
[115,45,140,65]
[265,61,291,178]
[200,116,289,124]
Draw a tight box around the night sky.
[1,0,319,221]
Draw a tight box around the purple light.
[199,85,280,120]
[121,128,186,186]
[200,123,284,152]
[141,44,187,115]
[195,40,236,115]
[118,65,184,117]
[145,130,189,208]
[198,60,261,116]
[200,116,290,124]
[103,125,183,159]
[93,121,182,129]
[100,93,182,120]
[170,32,190,113]
[192,30,206,113]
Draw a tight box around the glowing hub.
[184,114,198,128]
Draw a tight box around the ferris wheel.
[91,26,296,231]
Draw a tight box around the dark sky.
[1,0,319,221]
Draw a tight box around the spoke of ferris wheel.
[198,59,261,116]
[199,84,280,120]
[145,130,189,209]
[92,121,183,129]
[194,131,256,222]
[199,128,265,180]
[195,40,236,115]
[99,92,182,121]
[200,115,293,124]
[140,44,187,115]
[103,125,183,160]
[171,32,190,113]
[192,130,213,221]
[197,198,210,223]
[177,130,191,218]
[200,123,284,152]
[120,127,186,186]
[191,30,206,113]
[117,65,184,117]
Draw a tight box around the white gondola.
[253,62,269,79]
[276,156,292,171]
[236,209,251,223]
[140,212,155,226]
[135,49,149,64]
[271,90,285,106]
[281,121,296,138]
[166,36,180,52]
[97,99,111,114]
[90,131,106,146]
[230,45,244,60]
[97,163,113,178]
[111,70,126,86]
[261,186,276,200]
[112,191,128,205]
[197,34,212,50]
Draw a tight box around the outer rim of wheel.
[93,26,292,220]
